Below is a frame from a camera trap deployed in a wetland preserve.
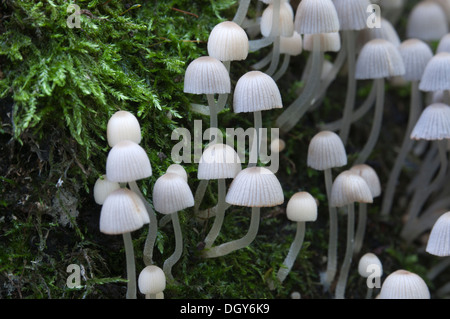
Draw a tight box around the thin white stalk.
[276,221,306,283]
[194,179,209,217]
[323,168,338,291]
[163,212,183,283]
[265,0,281,77]
[233,0,252,26]
[202,207,260,258]
[249,111,262,167]
[266,36,281,76]
[272,54,291,81]
[355,78,385,164]
[381,81,421,217]
[123,232,137,299]
[353,203,367,255]
[335,203,355,299]
[207,94,218,142]
[203,179,226,248]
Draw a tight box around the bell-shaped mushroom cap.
[225,166,284,207]
[99,188,150,235]
[280,31,303,56]
[183,56,231,95]
[379,270,430,299]
[233,71,283,113]
[307,131,347,171]
[198,143,242,180]
[207,21,249,62]
[406,0,448,42]
[270,138,286,153]
[152,173,194,215]
[294,0,340,34]
[437,33,450,53]
[260,1,294,37]
[357,18,401,51]
[286,191,318,222]
[398,39,433,82]
[107,111,142,148]
[426,211,450,256]
[303,32,341,52]
[350,164,381,198]
[138,265,166,295]
[330,170,374,207]
[332,0,372,31]
[166,164,188,182]
[358,252,383,278]
[419,52,450,92]
[106,140,152,183]
[93,175,121,205]
[355,38,405,80]
[410,103,450,140]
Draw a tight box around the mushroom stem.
[203,178,226,248]
[276,33,323,133]
[323,168,339,291]
[163,212,183,283]
[355,77,385,164]
[335,203,355,299]
[123,232,137,299]
[202,207,260,258]
[265,0,281,76]
[365,286,374,299]
[194,180,209,218]
[249,110,262,167]
[128,181,157,266]
[276,221,306,284]
[272,54,291,81]
[381,80,421,217]
[266,36,281,76]
[353,203,367,255]
[339,30,357,145]
[233,0,252,26]
[207,94,218,143]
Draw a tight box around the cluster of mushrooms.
[93,0,450,299]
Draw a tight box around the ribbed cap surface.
[294,0,340,34]
[303,32,341,52]
[332,0,371,31]
[280,31,303,56]
[198,143,241,180]
[350,164,381,198]
[357,18,401,51]
[307,131,347,170]
[233,71,282,113]
[183,56,231,94]
[330,170,373,207]
[153,173,194,215]
[410,103,450,140]
[225,166,284,207]
[398,39,433,82]
[138,265,166,295]
[286,191,318,222]
[207,21,249,62]
[419,52,450,92]
[407,0,448,42]
[166,164,188,182]
[379,270,430,299]
[260,1,294,37]
[426,211,450,256]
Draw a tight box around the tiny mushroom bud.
[138,265,166,299]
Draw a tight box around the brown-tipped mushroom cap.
[294,0,340,34]
[307,131,347,170]
[426,211,450,256]
[330,170,374,207]
[183,56,231,95]
[410,103,450,140]
[106,140,152,183]
[233,71,282,113]
[152,173,194,215]
[379,269,430,299]
[207,21,249,62]
[99,188,150,235]
[225,166,284,207]
[107,110,142,148]
[286,191,318,222]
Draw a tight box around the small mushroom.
[138,265,166,299]
[379,269,430,299]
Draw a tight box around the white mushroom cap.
[138,265,166,295]
[294,0,340,34]
[99,188,150,235]
[270,138,286,153]
[106,140,152,183]
[152,173,194,215]
[207,21,249,62]
[107,111,142,148]
[260,1,294,37]
[303,32,341,52]
[419,52,450,92]
[426,211,450,256]
[183,56,231,95]
[198,143,242,180]
[166,164,188,182]
[233,71,283,113]
[225,166,284,207]
[410,103,450,140]
[406,0,448,42]
[358,252,383,278]
[332,0,372,31]
[307,131,347,171]
[350,164,381,198]
[437,33,450,53]
[286,191,318,222]
[357,18,401,51]
[355,38,405,80]
[379,270,430,299]
[330,170,374,207]
[280,31,303,56]
[398,39,433,82]
[93,175,121,205]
